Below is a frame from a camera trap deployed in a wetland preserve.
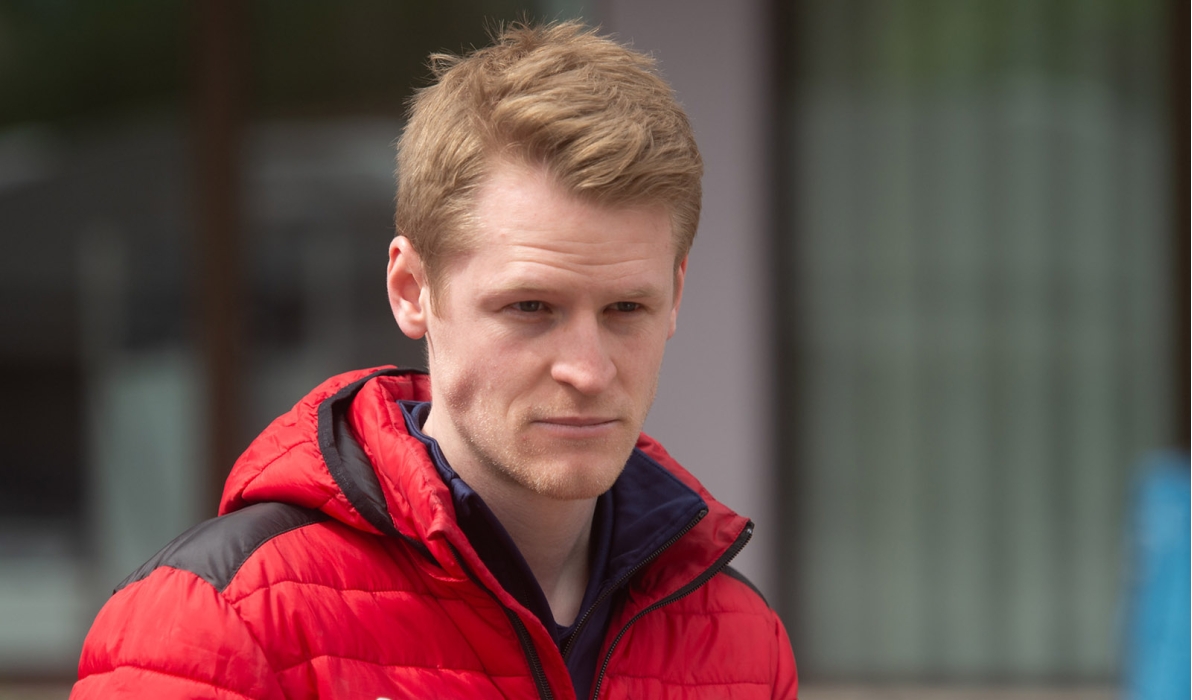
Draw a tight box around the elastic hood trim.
[317,367,435,561]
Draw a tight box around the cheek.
[426,323,481,411]
[437,357,483,413]
[619,332,668,377]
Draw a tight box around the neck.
[423,409,596,626]
[480,486,596,626]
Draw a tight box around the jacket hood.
[219,367,751,594]
[220,367,435,538]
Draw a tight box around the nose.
[550,315,616,395]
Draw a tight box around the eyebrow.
[483,282,667,300]
[615,285,667,300]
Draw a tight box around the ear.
[387,236,430,340]
[667,255,687,339]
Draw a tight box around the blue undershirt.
[398,400,707,700]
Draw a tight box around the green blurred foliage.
[0,0,541,128]
[249,0,535,117]
[0,0,187,126]
[795,0,1166,97]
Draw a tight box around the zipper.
[561,507,708,661]
[587,520,754,700]
[502,607,554,700]
[449,545,554,700]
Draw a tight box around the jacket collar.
[219,367,751,605]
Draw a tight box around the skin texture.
[387,160,685,623]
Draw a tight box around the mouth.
[537,416,619,427]
[531,416,621,437]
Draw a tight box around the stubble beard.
[444,380,659,502]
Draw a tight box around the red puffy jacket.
[73,368,798,699]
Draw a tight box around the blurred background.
[0,0,1185,697]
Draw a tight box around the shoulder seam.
[116,503,328,594]
[223,511,329,590]
[721,565,770,608]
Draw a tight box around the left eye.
[611,302,641,313]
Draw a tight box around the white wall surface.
[599,0,777,600]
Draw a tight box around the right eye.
[512,301,546,313]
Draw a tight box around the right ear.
[387,236,430,340]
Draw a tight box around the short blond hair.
[395,21,702,293]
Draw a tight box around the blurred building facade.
[778,0,1178,681]
[0,0,1183,690]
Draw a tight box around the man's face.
[393,161,685,502]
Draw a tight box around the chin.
[503,451,631,501]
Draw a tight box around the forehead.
[445,161,676,287]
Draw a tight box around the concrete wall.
[599,0,778,600]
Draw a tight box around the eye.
[611,301,642,313]
[512,301,546,313]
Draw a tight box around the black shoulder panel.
[115,502,327,594]
[722,565,770,608]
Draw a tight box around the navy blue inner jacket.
[399,400,707,700]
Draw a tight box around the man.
[73,21,798,699]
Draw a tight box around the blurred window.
[778,0,1175,682]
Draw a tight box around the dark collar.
[398,400,706,696]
